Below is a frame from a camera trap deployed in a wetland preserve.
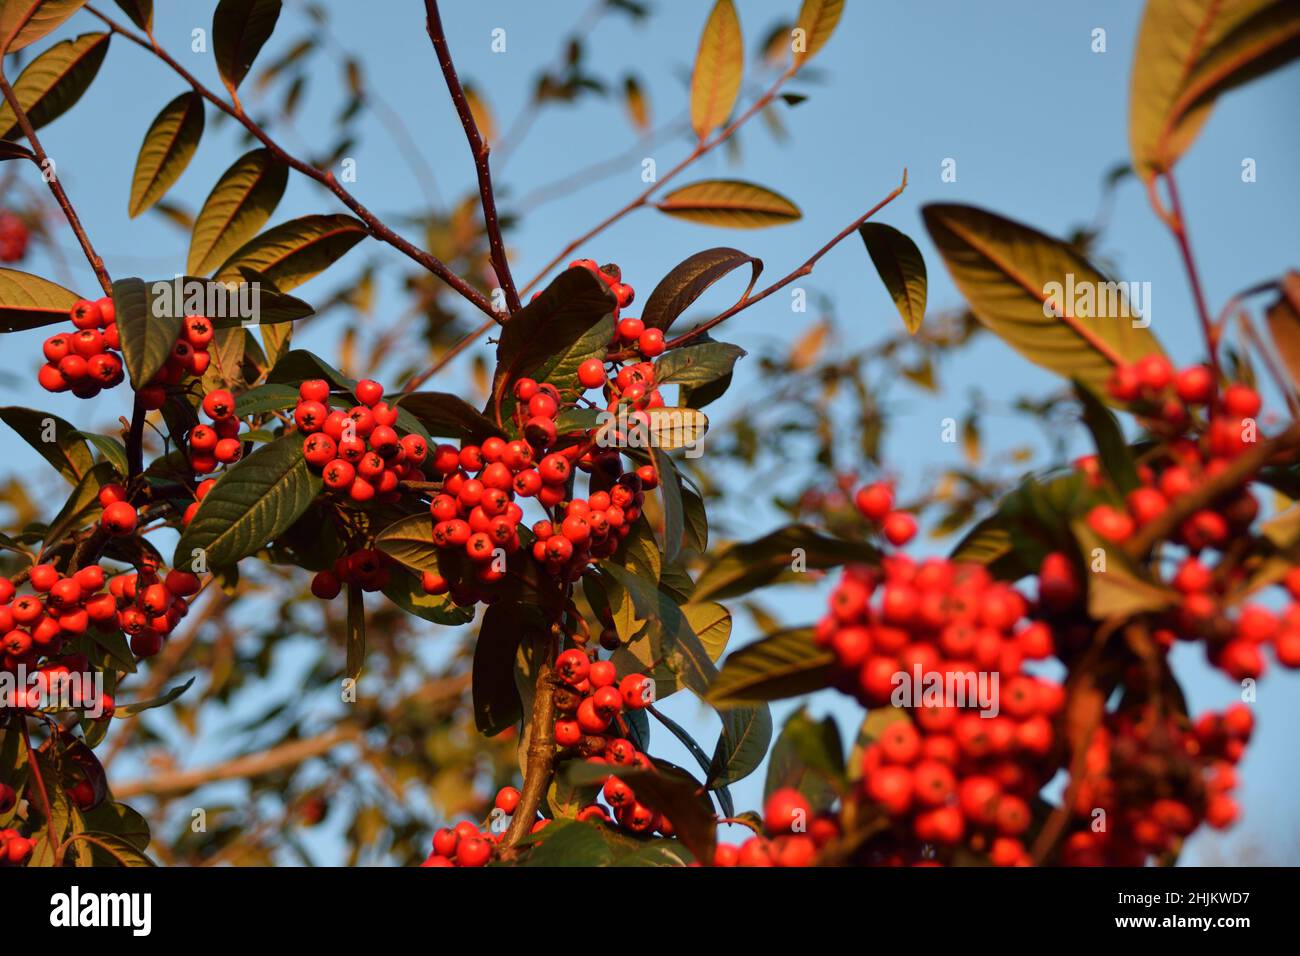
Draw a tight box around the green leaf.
[653,341,747,388]
[707,703,771,788]
[0,268,78,332]
[764,708,844,806]
[112,0,151,32]
[374,514,440,574]
[693,524,880,603]
[112,276,183,389]
[601,563,719,697]
[611,840,695,867]
[215,213,367,292]
[681,481,708,553]
[474,603,524,736]
[213,0,282,92]
[690,0,743,140]
[518,820,619,867]
[397,391,503,444]
[173,433,322,569]
[0,0,88,54]
[612,600,731,699]
[489,266,617,428]
[1073,521,1178,620]
[0,32,110,140]
[42,460,114,552]
[128,91,204,218]
[72,431,128,474]
[642,247,761,333]
[0,405,92,484]
[707,627,832,707]
[85,624,137,674]
[233,382,299,417]
[653,449,685,563]
[1130,0,1300,181]
[563,762,716,861]
[345,581,365,680]
[187,147,288,274]
[1074,379,1139,493]
[656,179,801,228]
[381,566,474,626]
[115,676,195,718]
[859,222,927,335]
[921,203,1165,401]
[792,0,844,66]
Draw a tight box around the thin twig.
[85,4,496,320]
[424,0,519,315]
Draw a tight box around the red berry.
[101,501,137,535]
[882,511,917,546]
[578,358,606,389]
[763,788,812,834]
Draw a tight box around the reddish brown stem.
[19,719,61,865]
[424,0,520,315]
[85,4,497,321]
[502,626,560,847]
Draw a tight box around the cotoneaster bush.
[0,0,1297,868]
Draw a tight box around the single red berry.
[202,389,236,420]
[101,501,138,535]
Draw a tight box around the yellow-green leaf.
[129,91,204,218]
[792,0,843,66]
[656,179,800,229]
[0,267,78,332]
[690,0,743,140]
[0,32,110,140]
[1129,0,1300,181]
[0,0,87,54]
[187,147,288,274]
[921,203,1165,401]
[215,213,367,291]
[859,222,927,335]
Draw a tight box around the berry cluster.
[0,211,29,262]
[0,828,32,867]
[294,378,428,504]
[1060,704,1248,865]
[711,788,842,866]
[1082,362,1300,681]
[186,388,245,475]
[422,786,527,867]
[310,548,393,600]
[815,549,1063,865]
[38,297,123,400]
[136,315,215,411]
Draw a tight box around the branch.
[424,0,519,315]
[502,626,559,847]
[1124,421,1300,558]
[85,4,497,321]
[0,69,112,295]
[665,170,910,350]
[518,62,802,299]
[1160,170,1220,385]
[111,725,361,799]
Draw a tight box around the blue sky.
[3,1,1298,864]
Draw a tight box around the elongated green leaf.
[374,514,440,573]
[233,382,299,417]
[0,32,109,140]
[518,819,618,867]
[613,600,731,699]
[707,704,771,788]
[602,563,718,697]
[859,222,927,334]
[564,762,716,861]
[656,179,800,228]
[1074,379,1139,493]
[1073,522,1178,619]
[0,405,92,484]
[112,0,151,32]
[0,268,78,332]
[213,0,282,92]
[0,0,88,54]
[474,602,524,736]
[187,148,288,274]
[129,91,204,217]
[398,391,503,444]
[1130,0,1300,180]
[922,203,1165,401]
[693,524,879,603]
[115,677,194,718]
[215,213,366,291]
[173,434,322,569]
[793,0,843,65]
[654,449,684,563]
[707,627,832,707]
[489,266,617,428]
[72,431,128,474]
[642,248,761,333]
[690,0,743,140]
[381,567,474,626]
[653,341,746,388]
[112,276,182,389]
[764,707,844,806]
